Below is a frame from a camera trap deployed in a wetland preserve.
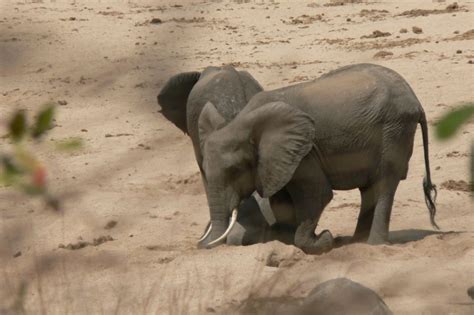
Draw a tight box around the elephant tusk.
[206,209,238,248]
[197,221,212,243]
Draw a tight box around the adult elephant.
[158,65,292,246]
[197,63,438,252]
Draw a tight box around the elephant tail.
[419,112,439,230]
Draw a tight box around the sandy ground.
[1,0,473,314]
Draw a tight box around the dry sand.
[1,0,473,314]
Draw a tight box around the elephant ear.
[157,71,201,133]
[248,102,315,198]
[198,101,226,150]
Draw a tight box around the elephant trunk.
[197,189,238,248]
[208,209,238,246]
[197,214,238,249]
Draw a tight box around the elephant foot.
[367,234,391,246]
[334,236,352,248]
[351,232,369,244]
[295,220,334,255]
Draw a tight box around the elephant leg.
[287,148,333,224]
[353,186,377,242]
[269,188,296,226]
[367,124,413,245]
[295,220,334,255]
[367,177,400,245]
[285,149,334,254]
[288,191,333,255]
[285,181,333,254]
[257,223,297,245]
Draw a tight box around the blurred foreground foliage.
[1,104,83,210]
[435,103,474,192]
[436,104,474,140]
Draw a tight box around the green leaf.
[0,155,24,186]
[31,105,55,139]
[55,137,84,151]
[8,110,27,142]
[0,173,14,186]
[1,155,23,175]
[435,104,474,140]
[21,183,46,196]
[471,142,474,194]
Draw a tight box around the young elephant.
[198,63,438,251]
[158,66,282,245]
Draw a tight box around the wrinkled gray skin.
[158,66,299,246]
[198,63,438,252]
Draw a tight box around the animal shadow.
[334,229,460,248]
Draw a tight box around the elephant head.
[197,101,316,248]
